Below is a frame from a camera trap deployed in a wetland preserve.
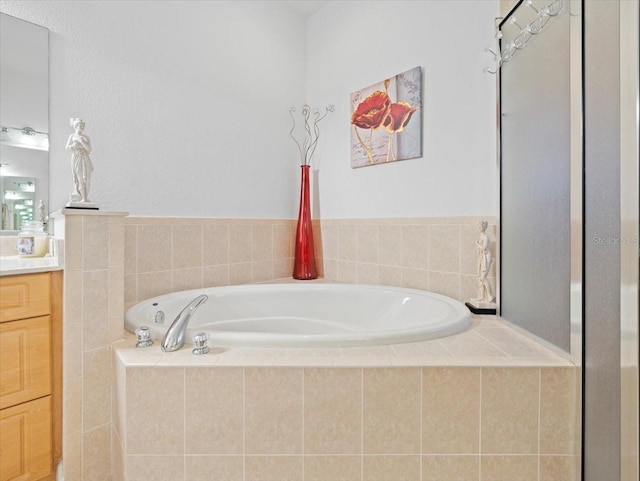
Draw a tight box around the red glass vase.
[293,165,318,280]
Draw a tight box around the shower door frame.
[620,0,639,479]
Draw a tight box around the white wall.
[0,0,498,219]
[306,1,498,218]
[0,0,307,217]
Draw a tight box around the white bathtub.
[124,283,472,348]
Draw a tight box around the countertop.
[0,255,63,276]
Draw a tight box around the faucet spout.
[161,294,208,352]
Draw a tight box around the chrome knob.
[135,326,153,348]
[192,332,210,355]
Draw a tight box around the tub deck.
[114,315,574,367]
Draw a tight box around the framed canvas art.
[350,66,422,168]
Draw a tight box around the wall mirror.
[0,13,48,234]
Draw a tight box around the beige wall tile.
[422,455,479,481]
[480,455,538,481]
[304,456,361,481]
[112,355,126,441]
[338,224,357,261]
[423,368,480,454]
[253,260,274,283]
[184,456,243,481]
[363,368,421,454]
[481,368,539,454]
[109,216,125,267]
[539,455,576,481]
[363,455,420,481]
[438,331,504,358]
[402,268,429,291]
[126,455,184,481]
[356,263,378,285]
[63,430,82,481]
[137,224,172,273]
[245,368,303,454]
[203,224,229,266]
[124,274,138,304]
[83,424,111,481]
[63,269,83,379]
[112,427,125,481]
[109,315,125,343]
[461,274,479,302]
[357,224,378,263]
[402,225,429,270]
[229,224,252,263]
[273,258,294,279]
[429,225,461,273]
[252,224,273,262]
[378,265,402,287]
[63,376,83,435]
[304,368,362,454]
[83,270,109,351]
[126,367,185,454]
[540,368,577,455]
[378,224,402,267]
[229,262,252,285]
[185,368,243,454]
[137,270,173,300]
[83,348,111,431]
[109,264,125,318]
[203,265,229,287]
[124,224,138,275]
[245,456,303,481]
[172,224,203,269]
[337,261,357,283]
[172,267,203,291]
[274,224,293,259]
[65,215,84,270]
[460,224,480,276]
[322,259,338,281]
[321,223,338,260]
[428,271,461,300]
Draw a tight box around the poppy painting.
[350,66,422,168]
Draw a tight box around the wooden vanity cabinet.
[0,272,62,481]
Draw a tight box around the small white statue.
[471,221,495,304]
[66,118,94,205]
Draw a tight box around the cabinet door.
[0,274,50,324]
[0,396,52,481]
[0,317,51,410]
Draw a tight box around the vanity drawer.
[0,316,51,410]
[0,395,52,481]
[0,273,51,323]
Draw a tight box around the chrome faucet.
[161,294,208,352]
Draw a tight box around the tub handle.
[192,332,210,355]
[135,326,153,348]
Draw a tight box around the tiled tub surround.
[123,216,496,309]
[314,218,497,302]
[112,317,578,481]
[52,210,127,481]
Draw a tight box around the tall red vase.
[293,165,318,280]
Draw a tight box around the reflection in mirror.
[0,13,49,234]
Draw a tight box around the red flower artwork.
[350,67,421,166]
[350,91,391,130]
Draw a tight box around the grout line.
[419,367,423,480]
[183,367,186,481]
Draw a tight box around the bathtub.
[124,283,472,348]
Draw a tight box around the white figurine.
[471,221,495,304]
[66,118,94,205]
